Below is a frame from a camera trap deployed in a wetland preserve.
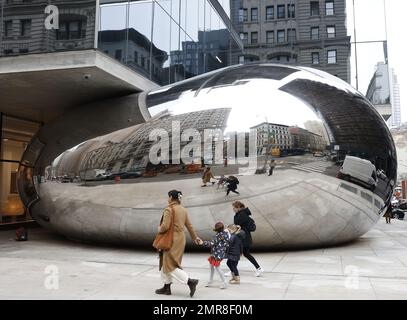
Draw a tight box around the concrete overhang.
[0,49,159,124]
[373,103,392,121]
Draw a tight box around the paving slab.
[1,219,407,300]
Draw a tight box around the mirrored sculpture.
[18,64,397,249]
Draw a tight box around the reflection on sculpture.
[18,64,397,249]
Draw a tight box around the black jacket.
[234,207,253,248]
[227,230,246,261]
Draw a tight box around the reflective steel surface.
[18,64,397,249]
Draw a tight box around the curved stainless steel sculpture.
[18,64,397,249]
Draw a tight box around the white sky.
[347,0,407,122]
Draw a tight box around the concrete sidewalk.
[1,219,407,300]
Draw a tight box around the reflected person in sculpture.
[201,167,215,187]
[155,190,201,297]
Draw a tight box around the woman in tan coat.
[155,190,201,297]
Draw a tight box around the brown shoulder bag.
[152,206,175,251]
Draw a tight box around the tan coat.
[158,201,198,273]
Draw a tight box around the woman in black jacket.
[231,201,264,277]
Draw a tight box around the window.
[239,55,245,64]
[266,6,274,20]
[141,55,145,67]
[19,48,29,54]
[311,27,319,40]
[288,4,295,18]
[240,32,248,44]
[310,1,320,16]
[288,29,296,42]
[327,26,336,38]
[134,51,138,64]
[277,30,285,43]
[251,8,258,21]
[239,8,248,22]
[251,32,258,44]
[277,5,285,19]
[69,21,80,39]
[20,19,31,37]
[115,49,122,61]
[4,20,12,37]
[266,31,274,44]
[312,52,320,64]
[327,50,337,64]
[326,1,334,15]
[56,20,83,40]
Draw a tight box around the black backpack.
[247,216,256,232]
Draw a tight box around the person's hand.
[195,237,203,245]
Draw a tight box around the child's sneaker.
[255,267,264,277]
[220,282,227,289]
[224,271,232,277]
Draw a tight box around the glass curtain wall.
[98,0,242,85]
[0,114,41,224]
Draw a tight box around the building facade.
[389,71,402,128]
[366,62,402,126]
[230,0,351,83]
[366,62,392,121]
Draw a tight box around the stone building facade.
[230,0,351,83]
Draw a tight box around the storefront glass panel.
[0,115,40,224]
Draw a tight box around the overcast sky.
[347,0,407,122]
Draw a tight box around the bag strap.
[159,205,175,226]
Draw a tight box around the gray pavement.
[1,219,407,300]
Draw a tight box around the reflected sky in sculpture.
[19,64,397,249]
[148,78,321,133]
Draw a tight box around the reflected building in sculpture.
[251,123,292,155]
[75,108,231,178]
[289,126,326,152]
